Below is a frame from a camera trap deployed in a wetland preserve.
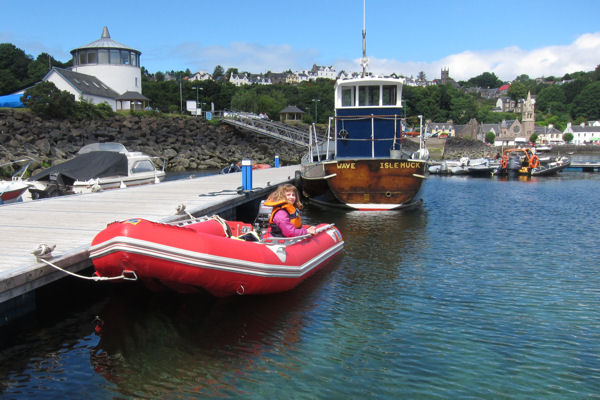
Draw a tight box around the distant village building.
[189,71,212,81]
[425,121,455,137]
[309,64,337,80]
[229,73,272,86]
[535,125,564,145]
[279,105,305,122]
[43,26,149,111]
[563,122,600,145]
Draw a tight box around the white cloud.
[145,41,320,73]
[143,32,599,81]
[347,32,600,82]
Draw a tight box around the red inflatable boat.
[89,216,344,297]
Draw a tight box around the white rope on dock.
[36,257,137,282]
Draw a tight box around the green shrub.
[22,81,76,119]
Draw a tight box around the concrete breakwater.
[0,109,303,176]
[439,136,600,161]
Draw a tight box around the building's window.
[121,50,130,65]
[131,52,137,66]
[87,50,97,64]
[358,85,380,106]
[135,77,138,87]
[98,49,109,64]
[110,49,120,64]
[79,51,87,65]
[341,87,355,107]
[382,85,396,105]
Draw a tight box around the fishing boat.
[89,216,344,297]
[300,3,427,211]
[496,147,570,177]
[27,143,165,199]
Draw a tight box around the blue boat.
[300,3,427,210]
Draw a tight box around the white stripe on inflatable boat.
[89,236,344,278]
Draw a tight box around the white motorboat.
[27,143,165,199]
[0,159,34,204]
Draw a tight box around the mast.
[360,0,369,77]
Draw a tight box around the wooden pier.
[569,161,600,172]
[0,166,299,321]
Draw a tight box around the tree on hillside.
[224,67,238,80]
[213,65,224,80]
[507,81,527,101]
[26,53,60,83]
[592,65,600,81]
[535,85,567,113]
[562,78,589,103]
[467,72,503,88]
[571,81,600,120]
[0,43,32,93]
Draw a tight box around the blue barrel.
[242,159,252,190]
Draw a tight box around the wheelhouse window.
[358,85,380,106]
[342,87,355,106]
[382,85,397,105]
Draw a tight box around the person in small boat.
[264,184,316,237]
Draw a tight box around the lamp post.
[192,86,202,116]
[312,98,320,123]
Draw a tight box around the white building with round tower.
[43,26,148,111]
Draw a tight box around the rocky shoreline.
[0,109,304,177]
[2,109,596,178]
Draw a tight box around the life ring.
[501,157,508,169]
[529,155,539,169]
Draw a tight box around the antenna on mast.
[360,0,369,77]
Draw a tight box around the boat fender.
[529,155,539,169]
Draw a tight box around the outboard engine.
[253,200,273,236]
[508,154,522,171]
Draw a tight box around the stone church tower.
[441,67,449,85]
[521,91,535,138]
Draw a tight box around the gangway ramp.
[223,112,324,147]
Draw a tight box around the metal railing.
[222,111,325,148]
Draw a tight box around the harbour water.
[1,169,600,399]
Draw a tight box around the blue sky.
[2,0,599,82]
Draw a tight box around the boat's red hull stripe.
[90,236,344,278]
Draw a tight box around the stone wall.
[0,109,304,177]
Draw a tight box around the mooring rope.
[37,257,138,282]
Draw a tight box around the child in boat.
[264,184,316,237]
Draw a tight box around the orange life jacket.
[264,200,302,228]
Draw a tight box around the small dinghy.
[89,215,344,297]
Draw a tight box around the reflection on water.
[90,286,325,398]
[2,170,600,398]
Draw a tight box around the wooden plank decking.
[0,166,300,305]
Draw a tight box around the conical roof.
[71,26,138,53]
